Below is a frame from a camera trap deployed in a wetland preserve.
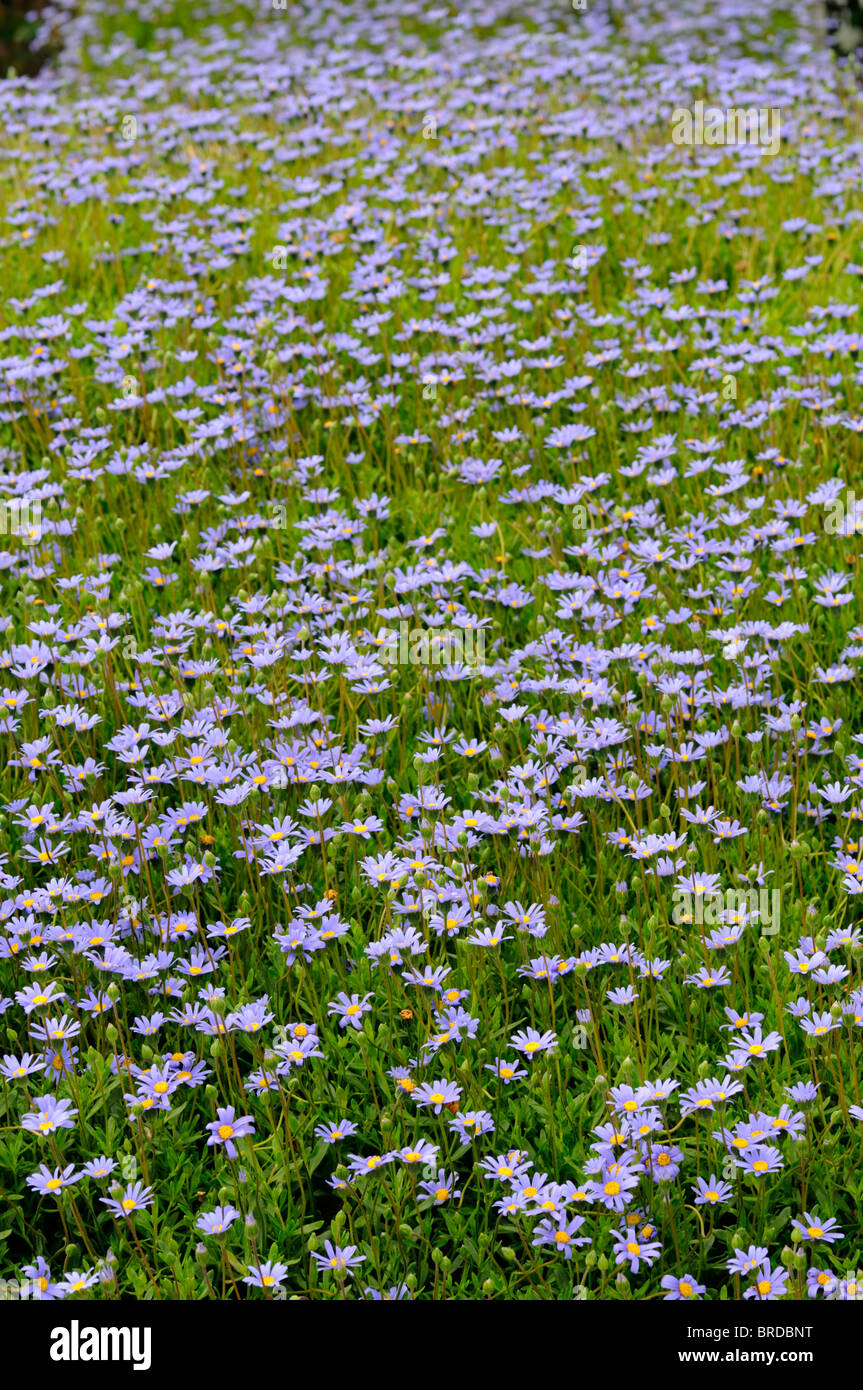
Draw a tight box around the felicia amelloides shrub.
[0,0,861,1308]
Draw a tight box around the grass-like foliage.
[0,0,862,1303]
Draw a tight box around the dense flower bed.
[0,0,862,1302]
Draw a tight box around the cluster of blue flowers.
[0,0,862,1300]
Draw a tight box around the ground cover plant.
[1,0,863,1304]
